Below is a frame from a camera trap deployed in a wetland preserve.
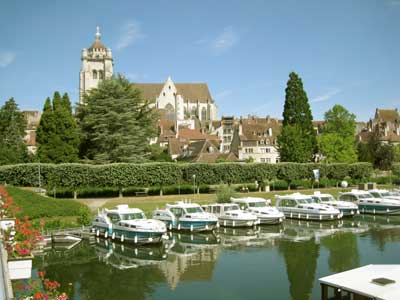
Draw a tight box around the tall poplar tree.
[0,98,29,164]
[36,92,79,163]
[77,75,157,163]
[278,72,316,162]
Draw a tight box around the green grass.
[6,186,88,220]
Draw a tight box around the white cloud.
[116,21,144,51]
[196,26,239,56]
[311,88,342,103]
[0,52,16,67]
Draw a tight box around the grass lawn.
[5,186,88,229]
[80,186,354,217]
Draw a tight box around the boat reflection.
[94,237,168,270]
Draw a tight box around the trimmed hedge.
[0,162,372,189]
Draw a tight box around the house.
[22,111,41,154]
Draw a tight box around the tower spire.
[95,26,101,40]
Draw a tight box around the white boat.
[275,193,342,221]
[339,190,400,215]
[152,201,218,232]
[311,191,359,217]
[92,204,167,244]
[369,189,400,202]
[202,203,258,227]
[231,197,284,225]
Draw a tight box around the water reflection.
[29,215,400,300]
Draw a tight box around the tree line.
[0,73,398,169]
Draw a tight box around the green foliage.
[36,92,79,163]
[0,162,372,188]
[270,180,289,190]
[392,163,400,177]
[289,179,312,189]
[147,145,173,162]
[216,185,237,203]
[318,105,357,163]
[0,98,29,165]
[5,186,86,219]
[375,144,396,170]
[78,207,92,226]
[279,72,316,162]
[77,75,157,163]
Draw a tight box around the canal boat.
[275,193,342,221]
[369,189,400,202]
[230,197,284,224]
[152,201,218,232]
[338,190,400,215]
[202,203,258,227]
[92,204,167,244]
[311,191,359,217]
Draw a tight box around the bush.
[392,163,400,177]
[78,207,92,226]
[318,178,338,188]
[289,179,312,190]
[270,180,289,190]
[216,185,237,203]
[0,162,373,188]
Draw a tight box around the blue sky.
[0,0,399,121]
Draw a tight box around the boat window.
[170,208,183,217]
[107,213,121,223]
[358,194,373,199]
[225,205,239,211]
[321,196,334,202]
[311,197,320,203]
[370,192,380,198]
[296,199,310,204]
[120,213,145,220]
[186,207,203,213]
[212,206,221,214]
[381,192,390,197]
[249,202,266,208]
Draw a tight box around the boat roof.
[313,191,334,198]
[276,193,312,200]
[231,197,268,203]
[105,205,144,214]
[369,189,389,193]
[203,203,239,207]
[319,264,400,300]
[166,201,201,208]
[343,189,373,195]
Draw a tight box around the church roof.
[375,109,399,123]
[133,83,213,103]
[89,39,106,50]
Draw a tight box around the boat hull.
[280,210,341,221]
[339,208,359,217]
[218,217,257,227]
[92,224,165,244]
[257,216,284,225]
[358,204,400,215]
[162,219,218,232]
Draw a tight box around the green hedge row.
[0,162,372,188]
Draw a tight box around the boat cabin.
[231,197,271,210]
[101,205,146,224]
[202,203,241,216]
[311,192,336,203]
[165,202,204,218]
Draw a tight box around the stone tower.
[79,26,113,103]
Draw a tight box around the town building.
[22,111,41,154]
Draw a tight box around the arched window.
[98,70,104,79]
[201,107,207,121]
[191,106,197,117]
[93,70,98,79]
[165,103,175,121]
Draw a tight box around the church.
[79,27,219,125]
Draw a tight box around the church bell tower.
[79,26,113,104]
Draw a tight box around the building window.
[266,158,271,163]
[169,85,171,90]
[223,145,230,151]
[93,70,98,79]
[266,147,271,153]
[245,148,254,154]
[164,103,175,121]
[98,70,104,79]
[201,107,207,121]
[260,140,265,145]
[163,92,166,96]
[260,158,266,163]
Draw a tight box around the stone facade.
[79,27,113,103]
[22,111,41,154]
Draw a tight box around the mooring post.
[320,283,328,300]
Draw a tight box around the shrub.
[270,180,289,190]
[78,207,92,226]
[318,178,338,188]
[289,179,312,190]
[0,162,373,188]
[216,185,237,203]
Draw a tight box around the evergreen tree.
[278,72,316,162]
[77,75,157,163]
[36,93,79,163]
[318,105,357,163]
[0,98,29,165]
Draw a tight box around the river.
[15,215,400,300]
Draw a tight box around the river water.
[17,215,400,300]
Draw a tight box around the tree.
[375,143,395,170]
[318,105,357,163]
[0,98,29,165]
[36,93,79,163]
[278,72,316,162]
[77,75,157,163]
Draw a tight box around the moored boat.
[202,203,258,227]
[92,204,167,244]
[275,193,342,221]
[311,191,359,217]
[152,201,218,232]
[231,197,284,225]
[338,190,400,215]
